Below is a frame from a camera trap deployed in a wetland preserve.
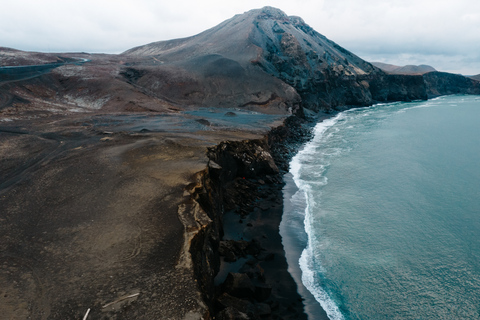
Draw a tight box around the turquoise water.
[285,95,480,319]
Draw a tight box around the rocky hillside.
[424,72,480,97]
[122,7,430,112]
[372,62,437,75]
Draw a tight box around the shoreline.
[279,112,339,320]
[191,115,333,319]
[281,172,329,319]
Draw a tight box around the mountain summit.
[122,6,388,112]
[125,6,374,76]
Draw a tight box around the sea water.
[282,95,480,319]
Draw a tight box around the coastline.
[189,114,333,319]
[281,172,329,319]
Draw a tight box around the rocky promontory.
[1,6,480,320]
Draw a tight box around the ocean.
[282,95,480,319]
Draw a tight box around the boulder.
[223,273,255,299]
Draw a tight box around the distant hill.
[469,74,480,81]
[371,62,436,75]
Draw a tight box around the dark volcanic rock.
[254,283,273,302]
[207,139,279,180]
[219,240,262,262]
[216,307,250,320]
[369,74,428,102]
[423,71,480,97]
[216,293,256,315]
[223,273,256,299]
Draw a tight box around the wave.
[287,101,413,319]
[284,94,479,320]
[289,113,347,320]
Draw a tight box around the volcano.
[2,6,479,120]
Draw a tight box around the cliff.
[423,71,480,97]
[185,115,317,319]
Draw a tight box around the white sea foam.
[287,100,435,319]
[289,112,347,320]
[286,95,480,319]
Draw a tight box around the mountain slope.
[469,74,480,81]
[122,7,429,112]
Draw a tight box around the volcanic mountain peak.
[124,6,376,78]
[254,6,289,19]
[117,6,386,113]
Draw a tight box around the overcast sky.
[1,0,479,74]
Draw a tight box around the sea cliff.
[185,115,320,319]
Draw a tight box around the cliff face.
[423,71,480,97]
[185,116,315,319]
